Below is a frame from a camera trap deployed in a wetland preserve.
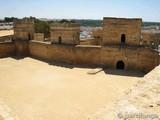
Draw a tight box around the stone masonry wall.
[15,41,29,56]
[101,46,159,72]
[29,41,101,66]
[29,41,159,73]
[34,33,44,42]
[13,19,34,40]
[0,42,15,57]
[50,23,80,45]
[103,18,142,46]
[0,40,159,73]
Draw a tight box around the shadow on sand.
[11,55,26,60]
[30,55,99,69]
[103,68,145,77]
[10,55,146,77]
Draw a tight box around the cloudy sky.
[0,0,160,22]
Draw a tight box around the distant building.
[0,22,13,30]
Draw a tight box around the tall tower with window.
[102,17,142,46]
[50,23,80,45]
[13,19,34,41]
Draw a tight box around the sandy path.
[0,57,143,120]
[0,30,14,37]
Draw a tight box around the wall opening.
[58,36,62,44]
[121,34,126,43]
[28,34,31,40]
[116,61,124,69]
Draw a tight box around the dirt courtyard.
[0,57,144,120]
[0,30,14,37]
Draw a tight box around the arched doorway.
[58,36,62,44]
[121,34,126,43]
[116,61,124,69]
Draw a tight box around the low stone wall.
[101,46,159,72]
[0,42,15,57]
[80,39,100,45]
[29,41,101,66]
[0,40,159,73]
[34,33,44,42]
[15,41,29,56]
[0,41,29,58]
[0,35,13,42]
[29,41,160,72]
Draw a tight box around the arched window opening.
[121,34,126,43]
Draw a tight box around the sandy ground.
[0,30,14,37]
[91,65,160,120]
[0,57,144,120]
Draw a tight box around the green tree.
[4,17,18,22]
[34,19,50,38]
[59,19,76,24]
[22,17,50,38]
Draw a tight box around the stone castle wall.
[101,45,159,72]
[0,41,29,57]
[29,41,101,65]
[15,41,29,56]
[34,33,44,42]
[50,23,80,45]
[0,40,159,73]
[0,17,159,73]
[13,19,34,40]
[29,41,159,73]
[92,28,103,40]
[0,42,15,57]
[103,17,142,46]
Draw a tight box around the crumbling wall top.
[103,17,142,21]
[13,19,34,24]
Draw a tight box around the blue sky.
[0,0,160,22]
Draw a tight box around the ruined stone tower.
[103,17,142,46]
[13,19,34,40]
[50,23,80,45]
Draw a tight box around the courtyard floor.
[0,30,13,37]
[0,57,144,120]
